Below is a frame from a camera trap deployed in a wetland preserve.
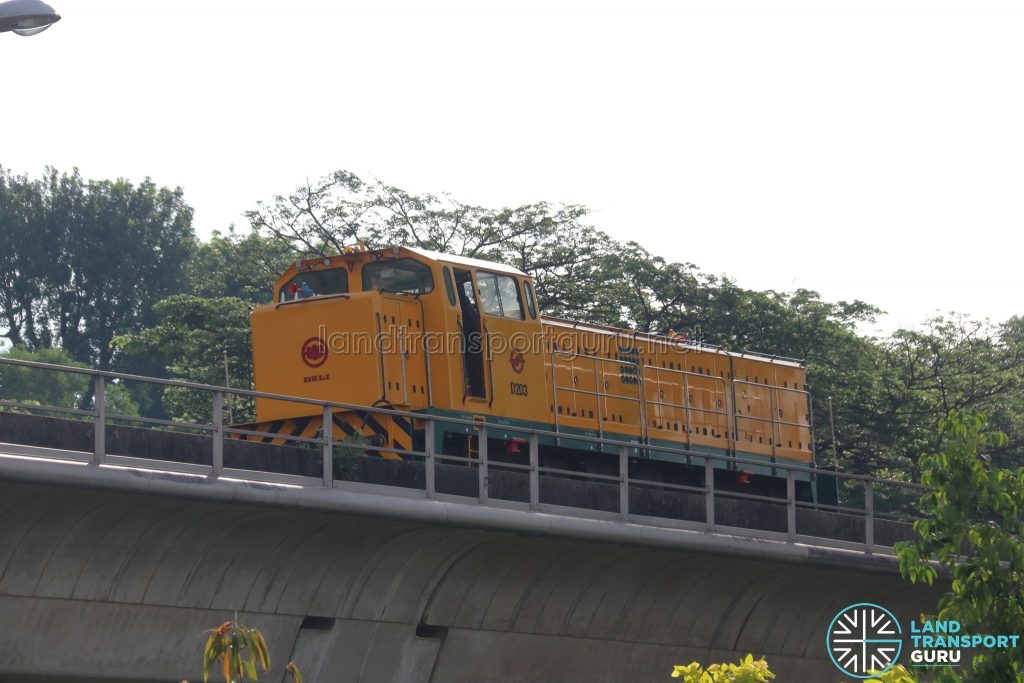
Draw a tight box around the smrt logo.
[827,602,903,678]
[301,337,327,368]
[509,348,525,374]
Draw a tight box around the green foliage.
[867,663,967,683]
[0,346,137,416]
[0,346,89,408]
[244,169,605,320]
[0,165,195,370]
[185,227,294,305]
[670,654,774,682]
[868,664,929,682]
[874,316,1023,470]
[114,228,291,420]
[114,296,253,423]
[896,411,1024,682]
[202,619,269,683]
[199,617,301,683]
[332,433,367,481]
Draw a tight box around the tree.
[0,346,92,409]
[874,317,1022,467]
[114,295,253,422]
[244,169,611,319]
[185,227,294,305]
[989,315,1024,468]
[0,346,137,416]
[0,166,196,369]
[896,410,1024,682]
[670,654,775,682]
[870,664,927,682]
[114,226,293,419]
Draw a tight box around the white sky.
[3,0,1023,334]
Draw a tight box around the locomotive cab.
[247,246,549,454]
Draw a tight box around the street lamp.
[0,0,60,36]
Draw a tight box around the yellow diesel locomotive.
[245,246,819,499]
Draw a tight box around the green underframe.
[413,407,814,483]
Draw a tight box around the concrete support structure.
[0,456,945,682]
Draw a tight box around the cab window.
[523,280,537,319]
[442,266,457,306]
[361,258,434,294]
[475,271,524,320]
[279,268,349,302]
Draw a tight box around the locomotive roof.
[404,246,528,276]
[283,246,529,282]
[543,315,805,367]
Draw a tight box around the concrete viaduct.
[0,443,945,682]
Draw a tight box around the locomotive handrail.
[541,315,807,365]
[483,323,495,408]
[733,379,812,407]
[456,316,469,402]
[732,379,814,459]
[644,364,730,416]
[593,354,604,441]
[275,292,351,308]
[548,354,809,455]
[398,325,409,405]
[642,365,731,441]
[549,348,646,443]
[0,356,927,557]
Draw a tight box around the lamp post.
[0,0,60,36]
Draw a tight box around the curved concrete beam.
[0,454,902,572]
[0,459,947,681]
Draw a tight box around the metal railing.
[0,357,927,556]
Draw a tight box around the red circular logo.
[301,337,327,368]
[509,349,525,374]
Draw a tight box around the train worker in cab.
[454,273,486,398]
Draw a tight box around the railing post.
[864,480,875,554]
[619,446,629,520]
[322,404,333,488]
[478,425,488,503]
[682,373,692,449]
[93,375,105,465]
[211,390,223,480]
[425,418,436,499]
[529,433,539,511]
[705,458,715,532]
[786,468,796,542]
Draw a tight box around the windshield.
[361,258,434,294]
[279,268,349,302]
